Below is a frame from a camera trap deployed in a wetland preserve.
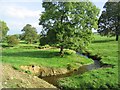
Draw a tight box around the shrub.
[64,49,76,55]
[38,44,50,49]
[39,36,48,46]
[67,63,72,70]
[25,70,32,74]
[44,44,50,48]
[7,35,19,46]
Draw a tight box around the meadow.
[58,34,119,89]
[2,42,93,70]
[2,34,119,89]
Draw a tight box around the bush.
[7,35,19,46]
[39,36,48,46]
[64,49,76,55]
[67,63,72,70]
[38,44,50,49]
[25,70,32,74]
[19,46,37,49]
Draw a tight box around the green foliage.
[12,34,20,40]
[12,65,22,71]
[98,1,120,41]
[39,1,100,52]
[19,34,25,40]
[38,44,50,49]
[25,70,32,74]
[7,35,19,47]
[0,20,9,41]
[67,63,72,70]
[64,49,76,55]
[39,36,48,46]
[21,24,38,44]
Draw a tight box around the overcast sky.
[0,0,108,35]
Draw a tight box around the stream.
[40,52,103,86]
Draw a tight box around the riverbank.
[2,64,56,88]
[57,35,119,89]
[2,44,93,88]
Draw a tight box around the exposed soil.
[20,65,68,77]
[1,64,57,88]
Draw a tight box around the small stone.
[10,77,14,79]
[34,76,37,78]
[4,82,7,84]
[33,66,40,73]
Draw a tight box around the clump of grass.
[66,63,72,70]
[12,65,21,71]
[38,44,51,49]
[24,70,32,74]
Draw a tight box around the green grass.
[2,47,93,69]
[58,34,119,89]
[2,40,39,49]
[88,35,118,66]
[2,35,119,89]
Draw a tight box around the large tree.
[98,0,120,41]
[39,1,100,54]
[21,24,38,44]
[0,20,9,41]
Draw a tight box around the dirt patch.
[20,65,68,77]
[2,64,57,88]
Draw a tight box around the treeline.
[0,21,40,46]
[1,0,119,54]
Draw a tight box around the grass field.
[58,34,119,89]
[2,44,93,70]
[1,34,119,89]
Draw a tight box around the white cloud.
[4,6,41,19]
[7,7,41,18]
[0,3,42,35]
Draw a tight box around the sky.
[0,0,108,35]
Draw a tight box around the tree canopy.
[21,24,38,44]
[0,20,9,41]
[7,35,19,46]
[98,0,120,41]
[39,1,100,54]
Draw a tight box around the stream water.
[41,52,102,86]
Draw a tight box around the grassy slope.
[58,34,119,89]
[2,45,93,69]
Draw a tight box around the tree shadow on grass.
[2,44,11,48]
[3,50,60,58]
[92,39,115,43]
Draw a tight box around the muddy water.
[41,53,101,86]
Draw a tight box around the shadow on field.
[92,39,115,43]
[2,45,11,48]
[3,50,60,58]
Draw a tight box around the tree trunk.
[116,34,118,41]
[30,39,32,44]
[60,46,64,57]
